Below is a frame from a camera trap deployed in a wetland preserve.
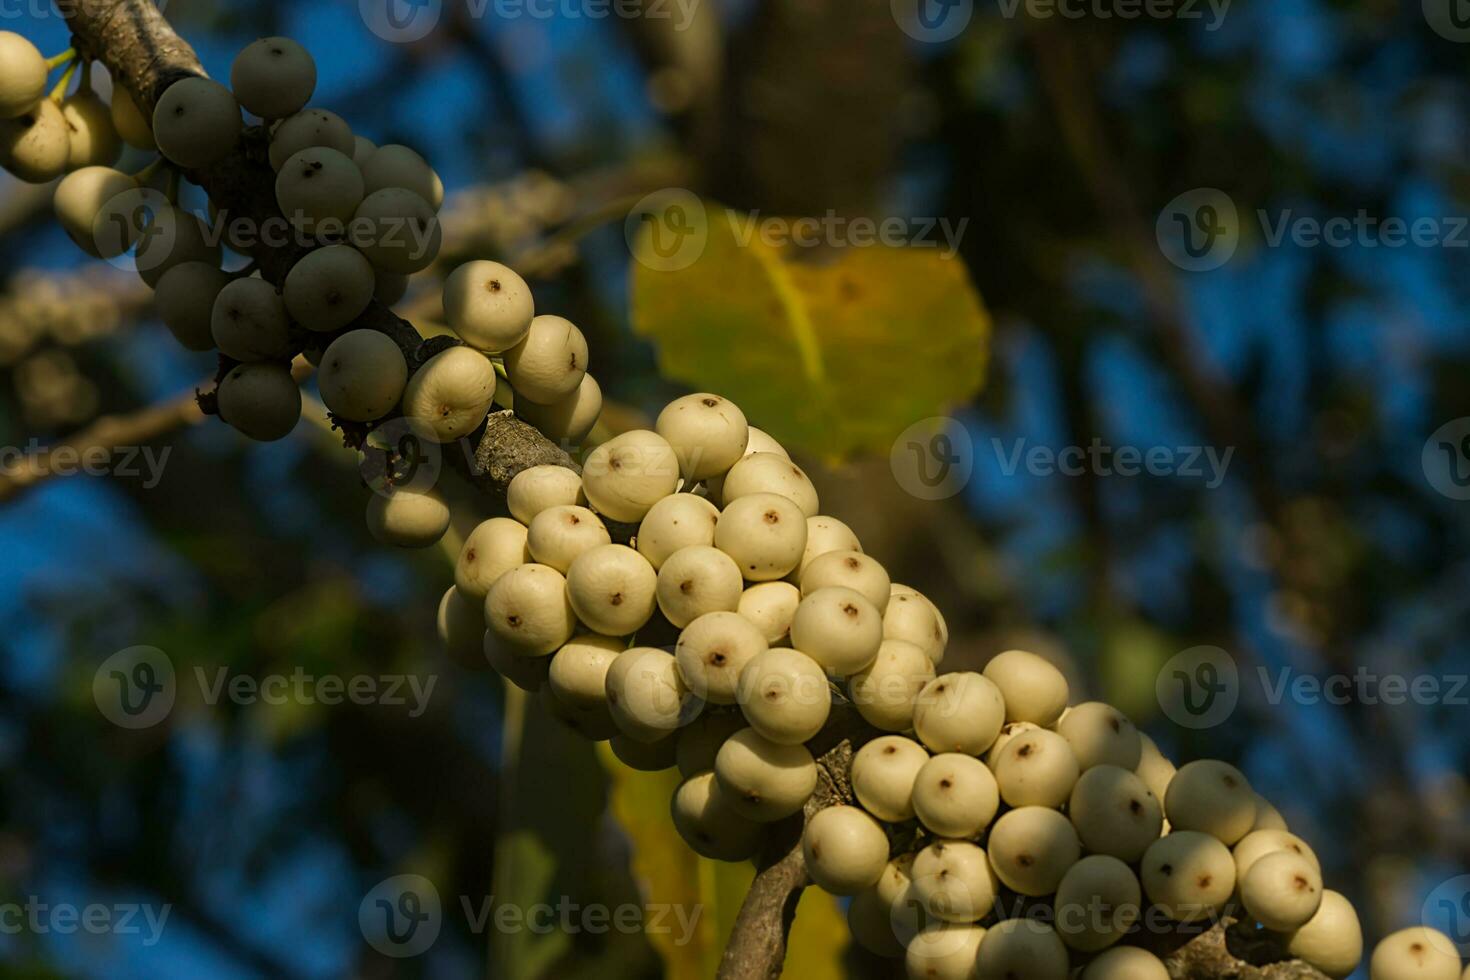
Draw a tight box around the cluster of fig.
[18,32,603,541]
[8,28,1463,980]
[430,383,1406,980]
[0,32,123,182]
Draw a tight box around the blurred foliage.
[631,204,989,460]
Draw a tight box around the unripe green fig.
[720,451,819,517]
[350,187,441,274]
[507,465,583,525]
[503,314,588,405]
[283,244,375,332]
[910,840,998,923]
[983,648,1069,726]
[801,805,888,896]
[911,752,998,839]
[1067,764,1164,863]
[848,639,934,732]
[714,492,808,583]
[365,487,450,549]
[670,771,760,862]
[53,166,136,258]
[736,581,801,646]
[484,563,576,656]
[1368,927,1460,980]
[215,361,301,441]
[0,100,70,183]
[0,33,47,118]
[1281,889,1362,979]
[155,262,230,351]
[110,84,155,150]
[800,549,891,612]
[153,76,240,168]
[401,345,497,443]
[986,806,1081,896]
[454,517,530,600]
[547,633,624,712]
[276,146,364,235]
[318,329,408,422]
[269,107,354,170]
[675,610,768,705]
[714,727,816,821]
[566,543,658,637]
[211,277,293,362]
[232,37,316,120]
[1165,759,1256,845]
[636,492,719,569]
[789,586,883,677]
[360,143,443,211]
[851,735,929,823]
[582,429,680,523]
[904,923,985,980]
[912,671,1005,756]
[61,90,121,169]
[972,918,1068,980]
[734,647,829,745]
[515,372,603,445]
[1241,849,1323,932]
[655,393,749,482]
[1140,830,1236,922]
[443,260,534,353]
[1056,701,1142,771]
[136,205,222,288]
[1081,947,1169,980]
[436,586,487,670]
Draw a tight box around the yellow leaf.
[598,746,848,979]
[631,203,989,461]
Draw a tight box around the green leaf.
[630,203,989,460]
[597,746,848,979]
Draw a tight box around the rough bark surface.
[57,4,1338,978]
